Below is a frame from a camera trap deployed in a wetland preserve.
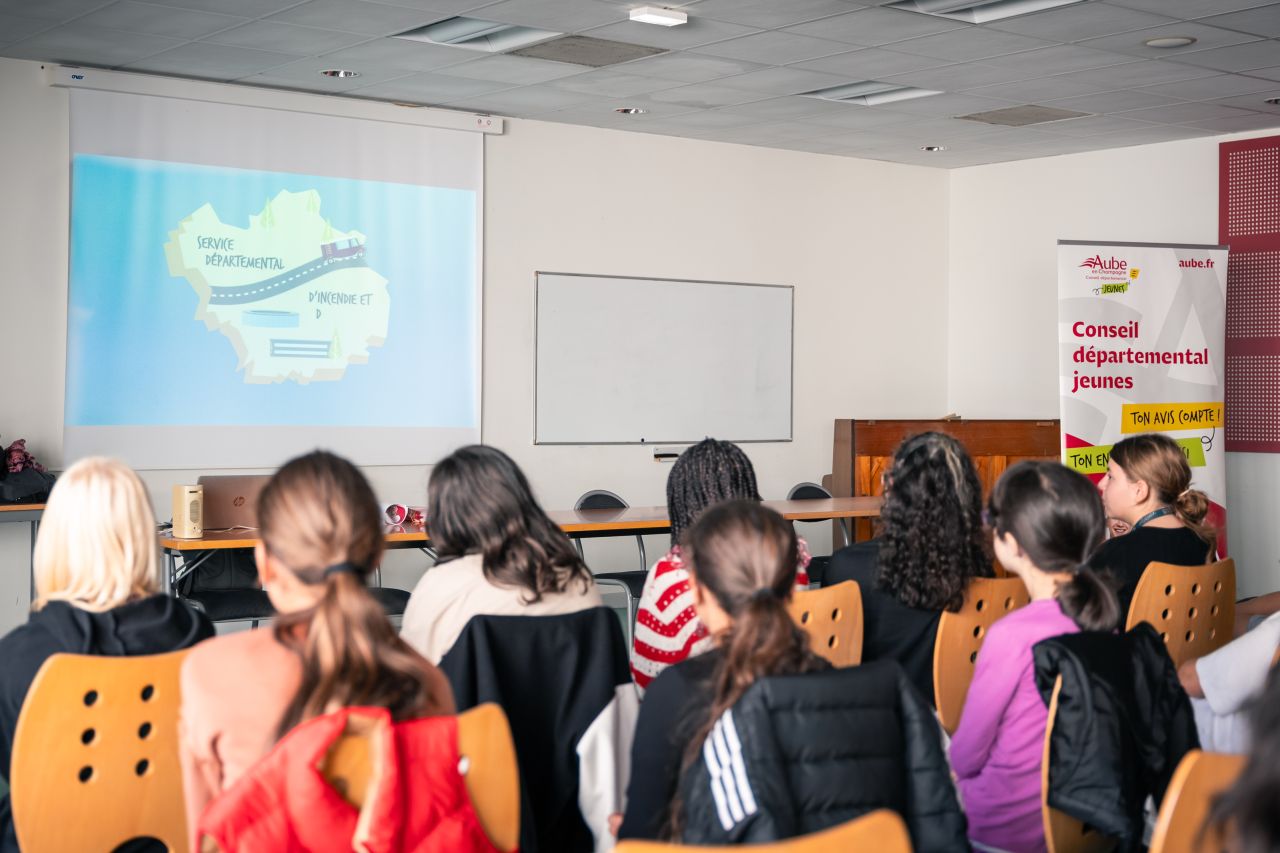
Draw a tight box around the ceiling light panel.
[630,7,688,26]
[803,80,943,105]
[886,0,1088,25]
[393,17,561,53]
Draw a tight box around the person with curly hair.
[823,431,991,703]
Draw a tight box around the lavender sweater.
[949,599,1079,853]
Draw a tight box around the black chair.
[572,490,647,643]
[788,481,852,553]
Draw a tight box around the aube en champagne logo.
[1079,254,1127,271]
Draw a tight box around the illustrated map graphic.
[165,189,389,384]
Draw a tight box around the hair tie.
[750,587,779,603]
[323,561,364,578]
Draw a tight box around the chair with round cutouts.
[1125,559,1235,668]
[787,580,863,667]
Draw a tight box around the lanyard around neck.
[1132,506,1174,530]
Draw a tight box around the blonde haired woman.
[0,457,213,850]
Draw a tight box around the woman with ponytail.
[951,461,1120,853]
[1089,433,1216,614]
[618,501,827,841]
[179,451,454,847]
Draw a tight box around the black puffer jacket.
[678,659,969,851]
[1033,623,1199,853]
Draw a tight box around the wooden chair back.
[318,702,520,853]
[10,650,190,852]
[934,576,1031,733]
[1042,675,1118,853]
[788,581,863,667]
[613,808,911,852]
[1148,750,1245,853]
[1125,559,1236,668]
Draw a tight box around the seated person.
[180,451,454,849]
[619,501,827,841]
[1207,665,1280,852]
[952,461,1120,853]
[1177,611,1280,753]
[630,438,809,691]
[401,444,601,663]
[0,457,213,851]
[1089,433,1216,615]
[824,431,991,702]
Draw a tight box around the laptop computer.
[197,474,270,531]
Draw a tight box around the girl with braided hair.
[629,439,810,692]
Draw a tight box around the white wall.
[948,128,1280,596]
[0,57,951,632]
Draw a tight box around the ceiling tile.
[377,0,513,11]
[125,41,297,77]
[468,0,623,33]
[791,46,951,78]
[881,61,1035,90]
[1198,7,1280,39]
[267,0,438,36]
[1165,39,1280,72]
[693,30,852,64]
[242,62,414,91]
[986,3,1176,42]
[1037,114,1160,136]
[1079,22,1257,58]
[1043,88,1186,113]
[800,108,927,130]
[0,15,53,44]
[1205,91,1280,110]
[581,18,760,50]
[1057,58,1219,88]
[1117,99,1262,121]
[968,75,1117,101]
[435,83,599,114]
[0,0,115,22]
[712,95,852,120]
[343,69,514,101]
[1104,0,1276,17]
[76,2,245,39]
[314,38,471,72]
[616,52,767,83]
[647,81,770,107]
[889,27,1054,62]
[714,66,852,95]
[205,22,370,54]
[783,6,967,47]
[976,44,1137,76]
[550,68,683,98]
[3,23,182,65]
[1250,65,1280,81]
[690,0,865,29]
[146,0,303,15]
[1086,123,1215,144]
[650,109,763,129]
[1184,112,1280,130]
[1139,72,1280,99]
[436,53,588,84]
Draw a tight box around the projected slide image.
[166,189,388,385]
[67,155,478,429]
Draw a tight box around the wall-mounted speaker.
[172,484,203,540]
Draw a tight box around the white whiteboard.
[535,273,793,444]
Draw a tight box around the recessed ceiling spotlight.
[320,68,359,78]
[921,145,947,152]
[1143,36,1197,49]
[1265,97,1280,106]
[615,107,647,114]
[630,6,688,26]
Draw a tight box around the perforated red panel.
[1221,136,1280,453]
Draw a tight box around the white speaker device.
[172,485,203,539]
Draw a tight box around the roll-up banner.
[1058,240,1229,552]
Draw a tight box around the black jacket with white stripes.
[678,658,970,851]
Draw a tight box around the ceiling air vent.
[507,35,667,67]
[393,17,561,52]
[802,81,941,106]
[886,0,1087,24]
[957,104,1090,126]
